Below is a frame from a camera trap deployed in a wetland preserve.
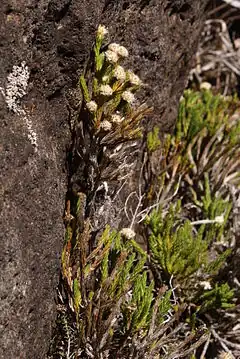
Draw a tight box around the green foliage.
[147,200,231,284]
[94,28,105,72]
[206,248,232,276]
[146,89,240,206]
[73,278,81,315]
[122,272,154,332]
[176,89,238,141]
[191,173,232,245]
[199,283,235,313]
[157,288,172,323]
[57,196,192,358]
[147,126,161,152]
[79,75,90,102]
[49,26,239,359]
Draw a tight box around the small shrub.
[145,89,240,205]
[49,27,239,359]
[71,24,152,198]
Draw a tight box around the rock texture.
[0,0,209,358]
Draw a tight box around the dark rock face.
[102,0,209,131]
[0,0,208,358]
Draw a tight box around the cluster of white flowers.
[86,100,98,113]
[120,228,136,239]
[102,75,109,82]
[108,43,120,53]
[82,26,145,136]
[127,70,141,86]
[111,113,124,123]
[100,120,112,131]
[200,81,212,90]
[99,84,113,96]
[108,43,129,58]
[114,65,126,82]
[97,25,108,38]
[118,46,129,58]
[199,281,212,290]
[122,90,135,104]
[105,50,119,64]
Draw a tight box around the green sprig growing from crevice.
[80,25,152,139]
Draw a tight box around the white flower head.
[105,50,119,64]
[120,228,136,240]
[100,120,112,131]
[200,82,212,90]
[111,113,124,123]
[108,43,121,53]
[215,215,225,224]
[108,43,129,58]
[127,70,141,86]
[122,90,135,104]
[99,84,113,96]
[118,45,128,58]
[102,75,109,82]
[86,100,98,113]
[97,25,108,38]
[199,281,212,290]
[114,65,126,82]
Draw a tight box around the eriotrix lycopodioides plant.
[80,24,152,136]
[76,25,152,194]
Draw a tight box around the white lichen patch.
[5,61,30,113]
[24,115,38,149]
[0,62,38,151]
